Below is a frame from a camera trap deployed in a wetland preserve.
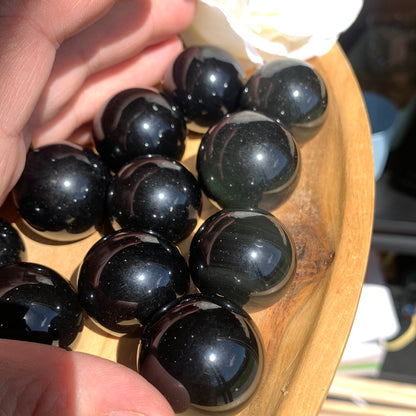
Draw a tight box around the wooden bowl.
[0,43,374,416]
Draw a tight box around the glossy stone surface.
[77,230,190,335]
[164,45,245,132]
[108,155,202,244]
[189,209,296,310]
[197,110,300,211]
[0,218,26,267]
[138,293,264,413]
[0,262,84,348]
[13,143,111,242]
[240,57,328,142]
[93,88,187,171]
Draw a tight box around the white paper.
[347,283,400,345]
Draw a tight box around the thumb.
[0,339,174,416]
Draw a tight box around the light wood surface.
[0,43,374,415]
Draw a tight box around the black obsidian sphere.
[240,57,328,142]
[197,110,300,211]
[77,230,190,335]
[164,45,245,133]
[13,143,111,242]
[138,293,264,413]
[93,88,187,171]
[107,155,202,244]
[0,218,25,267]
[189,209,296,310]
[0,262,84,348]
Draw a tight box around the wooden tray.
[0,43,374,416]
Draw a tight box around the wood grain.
[0,43,374,416]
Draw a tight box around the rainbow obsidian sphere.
[240,57,328,142]
[138,293,264,413]
[77,229,190,335]
[0,218,25,267]
[197,110,300,211]
[0,262,84,348]
[93,87,187,172]
[107,155,202,244]
[164,45,245,133]
[189,209,296,311]
[13,142,110,242]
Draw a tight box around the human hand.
[0,0,196,205]
[0,1,196,414]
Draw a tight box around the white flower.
[181,0,363,68]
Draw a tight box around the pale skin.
[0,0,197,414]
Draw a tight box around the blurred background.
[321,0,416,414]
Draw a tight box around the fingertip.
[0,340,174,416]
[72,351,175,416]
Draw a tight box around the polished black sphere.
[0,262,84,348]
[164,45,245,132]
[197,110,300,210]
[77,230,190,335]
[107,155,202,244]
[93,88,187,171]
[0,218,25,267]
[189,209,296,310]
[240,57,328,142]
[13,143,111,242]
[138,293,264,413]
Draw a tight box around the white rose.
[181,0,363,68]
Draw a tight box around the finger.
[0,0,117,204]
[0,0,117,138]
[0,339,174,416]
[31,36,184,147]
[29,0,196,128]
